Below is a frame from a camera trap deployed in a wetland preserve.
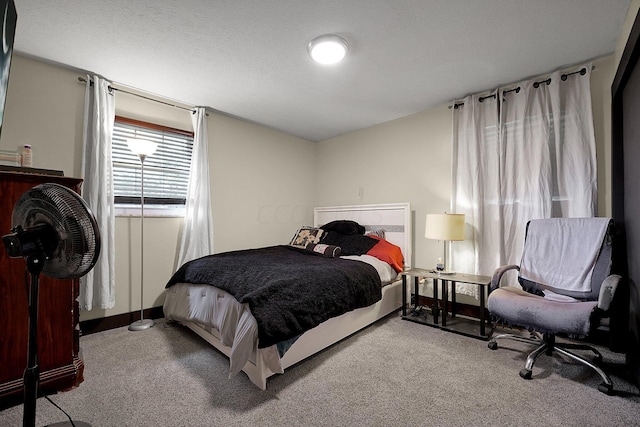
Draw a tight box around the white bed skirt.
[164,279,403,389]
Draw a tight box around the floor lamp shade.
[425,213,465,273]
[127,138,157,157]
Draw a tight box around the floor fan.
[2,183,101,427]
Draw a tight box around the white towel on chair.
[519,218,609,293]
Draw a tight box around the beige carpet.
[1,315,638,426]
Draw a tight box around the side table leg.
[442,280,448,327]
[451,281,456,318]
[480,282,486,337]
[402,275,407,316]
[432,278,439,324]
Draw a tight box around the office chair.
[487,218,620,395]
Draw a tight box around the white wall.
[209,113,317,253]
[1,55,85,176]
[316,103,452,269]
[1,54,315,322]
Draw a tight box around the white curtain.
[452,64,597,294]
[176,107,213,267]
[79,75,116,310]
[451,91,501,296]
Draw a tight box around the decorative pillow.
[365,228,386,239]
[320,220,365,235]
[305,243,342,257]
[366,235,404,273]
[321,231,378,256]
[289,226,324,249]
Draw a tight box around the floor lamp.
[425,213,465,274]
[127,138,157,331]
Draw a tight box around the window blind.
[112,119,193,205]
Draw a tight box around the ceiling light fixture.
[308,34,348,65]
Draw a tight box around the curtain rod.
[77,76,198,114]
[453,91,496,109]
[450,65,594,109]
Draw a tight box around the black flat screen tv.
[0,0,16,140]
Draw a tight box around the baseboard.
[79,306,164,336]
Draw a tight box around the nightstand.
[400,268,493,340]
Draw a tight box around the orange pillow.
[366,235,404,273]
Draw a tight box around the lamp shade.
[127,138,158,157]
[425,213,465,241]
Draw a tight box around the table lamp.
[425,213,465,274]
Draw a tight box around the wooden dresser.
[0,170,84,409]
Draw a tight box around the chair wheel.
[598,383,614,395]
[519,369,532,380]
[487,341,498,350]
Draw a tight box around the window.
[112,116,193,215]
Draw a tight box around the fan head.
[4,183,101,279]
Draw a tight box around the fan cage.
[11,183,100,279]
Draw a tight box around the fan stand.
[23,253,44,427]
[22,254,91,427]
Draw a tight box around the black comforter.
[166,245,382,348]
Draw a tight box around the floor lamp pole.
[129,154,154,331]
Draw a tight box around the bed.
[163,203,412,389]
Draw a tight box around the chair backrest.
[518,218,614,301]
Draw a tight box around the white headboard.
[314,203,412,268]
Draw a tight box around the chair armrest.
[597,274,621,312]
[490,264,520,293]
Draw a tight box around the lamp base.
[128,318,154,331]
[437,270,456,275]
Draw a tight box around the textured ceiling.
[12,0,630,141]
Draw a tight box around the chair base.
[488,331,614,395]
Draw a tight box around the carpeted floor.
[1,315,638,426]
